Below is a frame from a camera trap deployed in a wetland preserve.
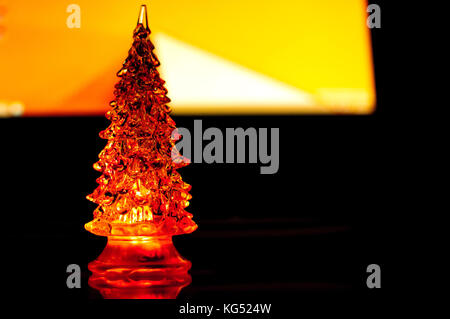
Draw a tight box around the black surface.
[2,115,390,307]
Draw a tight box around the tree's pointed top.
[137,5,149,30]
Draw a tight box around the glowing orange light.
[0,0,375,115]
[86,5,196,299]
[88,236,191,299]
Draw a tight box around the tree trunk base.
[88,235,191,299]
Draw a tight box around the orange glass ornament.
[88,236,192,299]
[85,5,196,299]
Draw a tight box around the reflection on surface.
[88,235,191,299]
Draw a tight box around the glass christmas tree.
[86,5,196,299]
[85,5,196,237]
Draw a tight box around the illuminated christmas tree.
[86,6,195,298]
[85,5,196,238]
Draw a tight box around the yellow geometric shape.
[0,0,375,115]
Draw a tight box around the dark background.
[2,0,397,315]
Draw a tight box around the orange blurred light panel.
[0,0,375,116]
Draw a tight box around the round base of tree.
[88,235,191,299]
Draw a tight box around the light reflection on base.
[88,235,191,299]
